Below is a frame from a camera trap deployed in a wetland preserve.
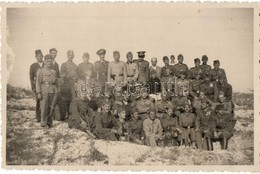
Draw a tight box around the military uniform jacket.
[161,65,175,78]
[93,111,118,135]
[179,113,196,128]
[52,61,60,78]
[126,61,139,82]
[143,118,163,138]
[128,119,144,138]
[36,66,58,94]
[176,79,190,96]
[173,63,189,78]
[60,60,78,85]
[77,62,94,78]
[199,64,211,78]
[210,112,234,132]
[149,66,162,79]
[133,59,150,83]
[189,66,202,79]
[107,61,127,84]
[214,101,233,115]
[29,62,44,90]
[195,108,214,131]
[214,82,233,102]
[93,60,109,84]
[160,115,178,131]
[190,79,203,97]
[156,100,174,113]
[210,68,227,82]
[199,81,216,100]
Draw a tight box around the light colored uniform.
[143,117,163,147]
[126,61,139,82]
[107,61,127,85]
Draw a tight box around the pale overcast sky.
[6,5,253,92]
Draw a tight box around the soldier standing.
[29,49,44,122]
[200,55,211,79]
[195,100,215,150]
[60,50,78,119]
[210,60,227,82]
[173,54,189,78]
[77,53,94,79]
[133,51,149,84]
[49,48,60,78]
[93,49,109,94]
[107,51,127,86]
[149,57,161,79]
[179,104,196,147]
[189,58,202,79]
[126,52,139,83]
[169,55,177,66]
[36,54,58,128]
[143,108,163,147]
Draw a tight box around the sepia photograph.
[2,3,257,169]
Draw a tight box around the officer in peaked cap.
[93,49,109,93]
[133,51,150,84]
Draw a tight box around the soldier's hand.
[37,93,42,100]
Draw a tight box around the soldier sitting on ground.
[199,74,216,102]
[156,93,174,118]
[128,108,145,145]
[211,105,236,150]
[93,99,119,141]
[189,72,203,100]
[115,107,130,141]
[179,104,196,147]
[214,93,233,115]
[193,91,214,111]
[143,108,163,147]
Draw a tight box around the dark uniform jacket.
[189,66,202,79]
[128,119,144,139]
[29,62,44,91]
[210,68,227,82]
[214,82,233,102]
[190,79,203,98]
[93,60,109,87]
[195,107,214,132]
[199,64,211,79]
[173,63,189,78]
[52,61,60,78]
[133,59,150,83]
[77,62,94,78]
[199,81,216,101]
[160,115,179,132]
[93,111,118,135]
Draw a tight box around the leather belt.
[41,82,55,85]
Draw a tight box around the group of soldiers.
[29,48,236,151]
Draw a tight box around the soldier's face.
[201,102,208,110]
[178,57,183,63]
[44,59,53,68]
[141,92,148,99]
[202,59,208,64]
[132,112,139,120]
[219,95,225,103]
[167,108,173,116]
[99,54,105,60]
[149,111,156,120]
[67,52,74,61]
[199,93,205,99]
[119,111,126,119]
[214,63,220,69]
[184,105,190,112]
[102,104,111,112]
[195,61,200,67]
[127,54,133,62]
[180,74,186,80]
[114,53,120,61]
[50,51,57,59]
[151,60,157,66]
[219,78,225,85]
[36,54,43,62]
[83,56,89,63]
[164,59,169,65]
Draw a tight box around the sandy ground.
[6,98,254,165]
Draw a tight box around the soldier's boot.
[222,137,228,150]
[207,137,213,151]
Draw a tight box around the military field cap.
[117,106,126,114]
[67,50,74,54]
[44,54,53,61]
[178,54,184,59]
[35,49,42,56]
[96,49,106,55]
[163,56,169,62]
[131,107,139,114]
[202,55,208,60]
[194,58,200,63]
[148,107,157,113]
[213,60,220,64]
[179,70,187,76]
[113,50,120,55]
[83,52,89,58]
[49,48,57,53]
[102,98,111,106]
[126,52,133,57]
[137,51,146,57]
